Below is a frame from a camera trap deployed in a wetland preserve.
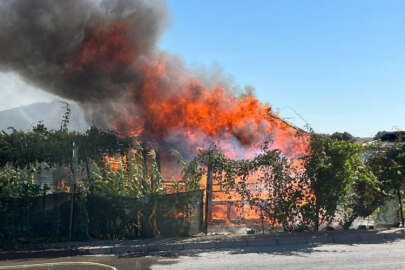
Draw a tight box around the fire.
[104,155,127,172]
[145,56,307,159]
[73,20,309,160]
[81,19,310,227]
[117,53,308,160]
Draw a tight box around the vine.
[184,143,313,231]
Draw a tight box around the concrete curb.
[1,230,405,260]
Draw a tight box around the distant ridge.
[0,101,89,132]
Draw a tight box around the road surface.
[1,239,405,270]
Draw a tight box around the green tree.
[330,132,355,142]
[375,131,405,142]
[303,133,367,231]
[367,144,405,226]
[339,147,385,229]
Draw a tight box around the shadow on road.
[1,230,405,265]
[133,230,405,258]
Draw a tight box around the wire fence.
[0,190,203,246]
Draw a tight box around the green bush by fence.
[0,190,203,247]
[0,193,74,244]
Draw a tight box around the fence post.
[205,155,213,235]
[69,141,78,241]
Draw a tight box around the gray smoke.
[0,0,306,160]
[0,0,168,104]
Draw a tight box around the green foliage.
[367,145,402,191]
[330,132,355,142]
[386,144,405,190]
[338,149,384,228]
[304,134,354,229]
[185,140,376,231]
[374,131,405,142]
[0,123,74,167]
[302,133,383,230]
[79,126,132,164]
[170,149,202,192]
[90,142,164,198]
[367,143,405,225]
[0,163,48,198]
[0,123,132,168]
[72,193,89,241]
[184,144,312,231]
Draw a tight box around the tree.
[339,147,385,229]
[330,132,355,142]
[367,144,405,227]
[303,133,366,231]
[59,102,71,133]
[388,144,405,226]
[375,131,405,142]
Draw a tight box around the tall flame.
[74,21,309,160]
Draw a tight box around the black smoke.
[0,0,168,105]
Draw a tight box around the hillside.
[0,102,89,132]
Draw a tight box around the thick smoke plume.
[0,0,166,101]
[0,0,308,159]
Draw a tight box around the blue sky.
[160,0,405,137]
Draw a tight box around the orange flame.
[73,20,309,160]
[78,20,311,226]
[118,55,308,159]
[104,155,127,172]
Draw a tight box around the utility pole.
[69,141,78,241]
[398,189,404,227]
[204,152,213,235]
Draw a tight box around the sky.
[0,0,404,137]
[0,73,57,110]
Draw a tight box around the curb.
[1,231,405,260]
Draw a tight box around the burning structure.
[0,1,309,227]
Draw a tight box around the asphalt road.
[1,239,405,270]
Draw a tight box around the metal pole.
[398,189,404,227]
[204,156,213,235]
[260,208,265,235]
[69,141,78,241]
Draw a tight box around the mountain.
[0,101,89,132]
